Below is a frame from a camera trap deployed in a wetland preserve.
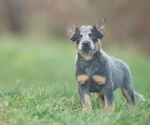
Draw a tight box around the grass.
[0,36,149,125]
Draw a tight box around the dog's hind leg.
[121,86,135,106]
[134,91,146,101]
[121,69,136,106]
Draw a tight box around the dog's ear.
[95,17,106,36]
[65,21,76,39]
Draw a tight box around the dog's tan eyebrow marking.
[77,74,89,84]
[94,39,101,51]
[92,75,106,85]
[74,42,78,50]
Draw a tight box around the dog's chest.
[75,54,108,92]
[76,57,105,76]
[76,58,107,92]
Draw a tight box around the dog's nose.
[82,41,90,46]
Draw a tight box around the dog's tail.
[134,91,146,101]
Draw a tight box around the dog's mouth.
[82,45,91,51]
[80,46,95,54]
[78,46,96,60]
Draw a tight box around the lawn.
[0,36,149,125]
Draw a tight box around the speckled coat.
[65,18,145,111]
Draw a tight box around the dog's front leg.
[103,90,115,110]
[78,85,92,112]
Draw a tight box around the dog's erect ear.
[95,17,106,36]
[65,21,76,39]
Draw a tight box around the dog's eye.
[79,34,83,37]
[76,34,83,41]
[89,33,92,36]
[89,33,96,40]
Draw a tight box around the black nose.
[82,41,90,46]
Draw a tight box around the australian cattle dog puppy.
[65,18,146,111]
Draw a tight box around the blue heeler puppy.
[65,18,146,111]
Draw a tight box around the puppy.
[65,18,145,111]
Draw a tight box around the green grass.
[0,36,150,125]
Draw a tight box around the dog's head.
[65,17,106,60]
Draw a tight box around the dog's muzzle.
[82,41,90,47]
[81,41,94,53]
[81,41,91,52]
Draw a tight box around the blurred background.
[0,0,149,53]
[0,0,149,90]
[0,1,149,124]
